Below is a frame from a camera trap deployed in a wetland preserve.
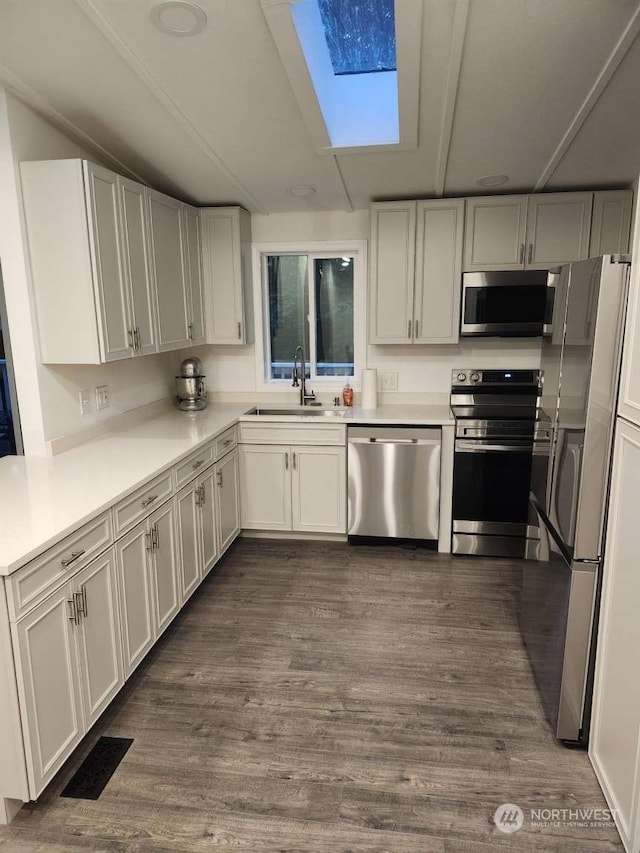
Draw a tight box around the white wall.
[0,90,174,453]
[191,209,541,399]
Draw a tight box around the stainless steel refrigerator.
[520,254,631,745]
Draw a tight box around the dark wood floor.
[0,540,622,852]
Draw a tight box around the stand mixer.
[175,357,207,411]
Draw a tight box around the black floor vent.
[60,736,133,800]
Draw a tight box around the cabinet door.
[115,522,155,676]
[590,419,640,850]
[13,583,84,797]
[148,190,191,351]
[119,177,157,355]
[291,446,346,533]
[525,192,592,269]
[414,200,464,344]
[590,190,633,257]
[369,201,416,343]
[463,196,528,271]
[198,466,219,575]
[182,205,206,345]
[201,209,245,343]
[149,502,180,636]
[619,257,640,426]
[176,482,203,602]
[73,552,123,728]
[84,162,131,361]
[239,445,291,530]
[215,448,241,554]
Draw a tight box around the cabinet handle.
[527,243,533,264]
[145,532,154,551]
[188,322,193,340]
[237,321,242,340]
[127,329,134,349]
[153,523,159,550]
[75,588,87,618]
[134,327,141,350]
[408,320,412,339]
[222,438,233,447]
[414,320,419,338]
[216,471,223,487]
[519,243,525,264]
[141,494,158,507]
[192,459,205,470]
[61,549,85,568]
[68,597,79,625]
[200,484,206,506]
[285,452,289,471]
[292,452,296,470]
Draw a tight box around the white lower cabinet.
[116,501,181,675]
[240,444,346,534]
[176,465,219,601]
[215,448,241,553]
[12,550,122,797]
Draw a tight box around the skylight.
[317,0,396,76]
[291,0,399,149]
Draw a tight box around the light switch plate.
[95,385,110,411]
[79,389,91,415]
[378,371,398,391]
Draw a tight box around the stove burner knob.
[456,372,467,382]
[470,372,481,383]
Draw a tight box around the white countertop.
[0,402,454,575]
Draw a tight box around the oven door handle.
[455,441,535,453]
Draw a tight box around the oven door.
[453,438,538,556]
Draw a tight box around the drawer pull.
[192,459,205,470]
[141,494,158,507]
[222,438,233,447]
[61,549,85,568]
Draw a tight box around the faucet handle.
[292,366,299,388]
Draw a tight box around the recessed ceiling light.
[287,185,317,198]
[476,174,510,188]
[150,2,207,37]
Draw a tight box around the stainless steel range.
[450,369,550,557]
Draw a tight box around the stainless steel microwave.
[460,270,554,337]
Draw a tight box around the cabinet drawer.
[174,442,214,489]
[214,426,237,460]
[113,472,173,537]
[6,512,112,621]
[239,422,346,446]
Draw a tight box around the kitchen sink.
[244,407,351,418]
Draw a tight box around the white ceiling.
[1,0,639,212]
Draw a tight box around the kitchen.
[0,3,639,849]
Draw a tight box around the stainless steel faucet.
[292,345,316,406]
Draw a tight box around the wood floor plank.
[0,539,622,852]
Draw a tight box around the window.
[263,252,356,382]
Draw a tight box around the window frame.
[252,240,367,392]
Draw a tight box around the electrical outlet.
[95,385,110,411]
[79,389,91,415]
[378,371,398,391]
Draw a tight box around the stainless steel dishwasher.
[347,426,441,540]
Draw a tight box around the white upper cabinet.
[369,202,416,343]
[525,192,592,269]
[118,177,156,355]
[464,196,528,271]
[590,190,633,257]
[200,207,254,344]
[147,189,191,352]
[414,200,464,344]
[84,163,132,361]
[464,192,599,271]
[181,204,206,346]
[369,200,463,345]
[21,159,206,363]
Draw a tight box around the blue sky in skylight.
[317,0,396,76]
